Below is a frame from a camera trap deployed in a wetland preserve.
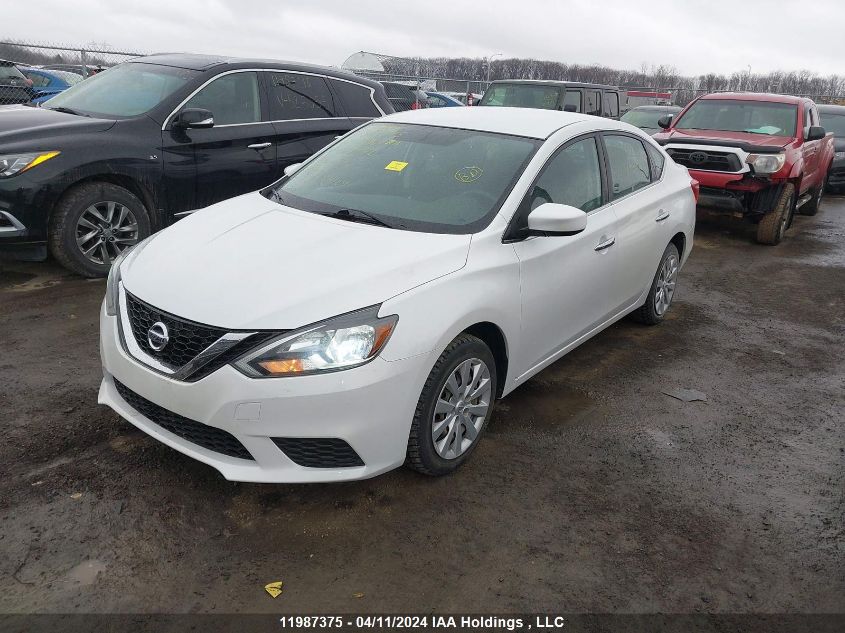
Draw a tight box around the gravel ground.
[0,197,843,615]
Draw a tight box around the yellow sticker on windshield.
[385,160,409,172]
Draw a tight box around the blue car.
[425,91,465,107]
[19,67,83,104]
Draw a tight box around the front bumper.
[0,171,59,260]
[99,303,434,483]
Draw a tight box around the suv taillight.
[691,179,700,204]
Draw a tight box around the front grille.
[666,148,742,172]
[114,380,254,460]
[125,292,227,370]
[272,437,364,468]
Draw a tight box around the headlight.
[834,151,845,161]
[0,151,60,178]
[104,236,154,316]
[746,153,785,175]
[233,307,398,377]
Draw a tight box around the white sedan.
[98,107,696,482]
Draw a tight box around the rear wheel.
[49,182,151,277]
[756,183,795,245]
[632,243,680,326]
[406,335,497,476]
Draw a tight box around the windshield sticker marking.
[385,160,409,172]
[454,166,483,183]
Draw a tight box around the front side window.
[529,137,603,212]
[562,90,581,112]
[329,79,380,117]
[184,72,261,125]
[268,72,337,120]
[269,122,541,234]
[584,90,601,116]
[674,99,798,137]
[604,135,651,198]
[45,62,199,118]
[819,111,845,136]
[479,83,561,110]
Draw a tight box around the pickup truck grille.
[666,148,742,173]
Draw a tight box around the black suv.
[478,80,624,119]
[0,54,392,276]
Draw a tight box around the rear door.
[169,70,277,210]
[264,71,353,179]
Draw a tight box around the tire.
[49,182,151,277]
[632,243,680,326]
[755,183,795,246]
[799,177,825,216]
[406,334,497,476]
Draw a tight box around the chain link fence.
[1,40,146,105]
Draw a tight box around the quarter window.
[584,90,601,116]
[562,90,581,112]
[268,72,337,120]
[645,142,665,181]
[183,72,261,125]
[328,79,380,117]
[529,137,603,212]
[604,135,651,198]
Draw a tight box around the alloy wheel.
[431,358,492,460]
[653,252,679,316]
[75,201,139,265]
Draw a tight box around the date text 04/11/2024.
[277,615,569,630]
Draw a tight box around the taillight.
[690,179,700,204]
[410,101,419,110]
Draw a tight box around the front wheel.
[49,182,151,277]
[632,243,680,326]
[406,335,497,476]
[756,183,795,245]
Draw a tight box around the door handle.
[248,142,272,150]
[656,209,671,222]
[594,237,616,251]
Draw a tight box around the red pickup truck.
[653,93,834,245]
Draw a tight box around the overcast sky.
[4,0,844,77]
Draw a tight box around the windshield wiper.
[47,106,90,117]
[323,208,396,229]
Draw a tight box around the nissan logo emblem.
[147,322,170,352]
[689,151,708,164]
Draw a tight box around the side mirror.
[657,115,673,129]
[283,163,303,177]
[173,108,214,129]
[806,125,826,141]
[527,203,587,236]
[563,104,577,113]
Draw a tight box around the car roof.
[818,104,845,113]
[698,92,808,105]
[131,53,381,87]
[382,106,616,139]
[489,79,620,90]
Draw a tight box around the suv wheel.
[49,182,151,277]
[632,243,680,325]
[756,183,795,246]
[406,334,497,476]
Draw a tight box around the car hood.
[0,104,115,142]
[656,128,793,149]
[122,192,472,330]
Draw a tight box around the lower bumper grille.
[272,437,364,468]
[114,380,253,461]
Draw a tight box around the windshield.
[674,99,797,136]
[819,112,845,137]
[269,122,541,234]
[621,109,675,130]
[45,62,199,117]
[479,83,561,110]
[0,63,26,82]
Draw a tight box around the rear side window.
[329,79,380,117]
[268,72,337,120]
[530,137,603,212]
[604,135,651,198]
[584,90,601,116]
[645,143,665,181]
[602,92,619,117]
[562,90,581,112]
[479,83,561,109]
[24,71,50,87]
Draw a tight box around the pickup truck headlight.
[0,151,60,178]
[746,153,785,175]
[233,307,398,377]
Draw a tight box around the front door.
[511,135,621,378]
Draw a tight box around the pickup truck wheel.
[799,180,824,216]
[632,243,680,326]
[49,182,151,278]
[755,183,795,246]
